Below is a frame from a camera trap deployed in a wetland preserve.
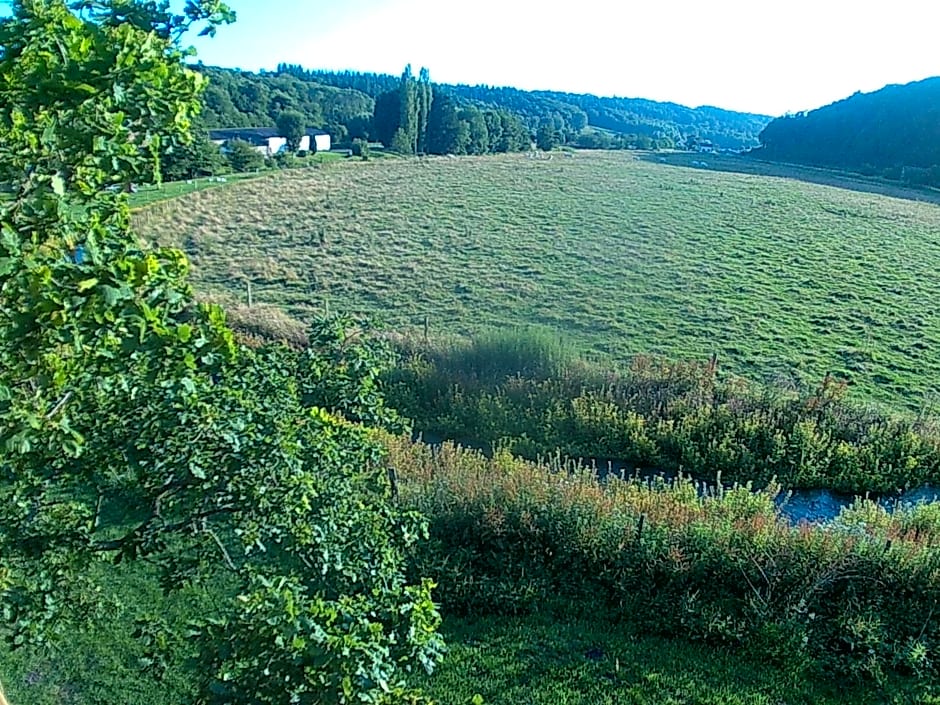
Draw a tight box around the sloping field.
[135,151,940,411]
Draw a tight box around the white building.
[209,127,331,156]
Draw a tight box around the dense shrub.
[385,332,940,493]
[351,138,370,159]
[386,434,940,681]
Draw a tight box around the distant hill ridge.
[445,83,770,149]
[194,63,771,151]
[754,76,940,184]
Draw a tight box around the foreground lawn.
[134,151,940,411]
[3,611,930,704]
[419,615,931,705]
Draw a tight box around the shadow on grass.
[416,614,927,705]
[638,151,940,206]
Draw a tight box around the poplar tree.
[417,67,433,154]
[399,64,418,154]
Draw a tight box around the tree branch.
[205,527,237,572]
[44,390,72,420]
[90,505,237,553]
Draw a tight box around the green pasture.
[127,152,345,209]
[127,171,266,208]
[134,151,940,411]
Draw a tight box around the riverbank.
[413,429,940,524]
[383,432,940,684]
[386,329,940,495]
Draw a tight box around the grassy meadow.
[126,171,265,209]
[135,151,940,412]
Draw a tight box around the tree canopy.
[302,67,769,150]
[276,109,307,151]
[0,2,442,702]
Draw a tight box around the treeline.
[754,77,940,186]
[197,65,373,139]
[370,65,531,155]
[445,84,768,150]
[297,65,769,150]
[197,62,769,153]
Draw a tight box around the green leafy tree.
[225,139,265,172]
[399,64,418,154]
[427,94,469,155]
[0,2,443,704]
[347,113,373,141]
[390,127,413,154]
[161,130,224,181]
[483,110,504,153]
[351,137,370,159]
[371,66,432,154]
[497,111,530,152]
[325,121,349,147]
[372,89,400,147]
[460,106,489,155]
[276,109,306,151]
[536,122,559,151]
[417,67,433,154]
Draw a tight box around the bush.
[385,335,940,493]
[352,138,370,159]
[225,139,265,173]
[386,433,940,682]
[272,150,300,169]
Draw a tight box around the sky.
[184,0,939,117]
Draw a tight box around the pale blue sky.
[185,0,935,116]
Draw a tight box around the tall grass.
[425,327,577,383]
[384,432,940,682]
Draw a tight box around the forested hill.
[197,66,374,132]
[444,85,770,150]
[754,77,940,182]
[195,63,771,151]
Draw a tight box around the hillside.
[12,3,940,704]
[196,65,374,132]
[134,152,940,412]
[754,76,940,183]
[196,64,771,151]
[446,84,770,150]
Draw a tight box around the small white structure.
[209,127,331,156]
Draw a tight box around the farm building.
[209,127,331,156]
[688,138,715,153]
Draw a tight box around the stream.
[412,431,940,524]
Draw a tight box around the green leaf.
[77,277,99,292]
[51,174,66,196]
